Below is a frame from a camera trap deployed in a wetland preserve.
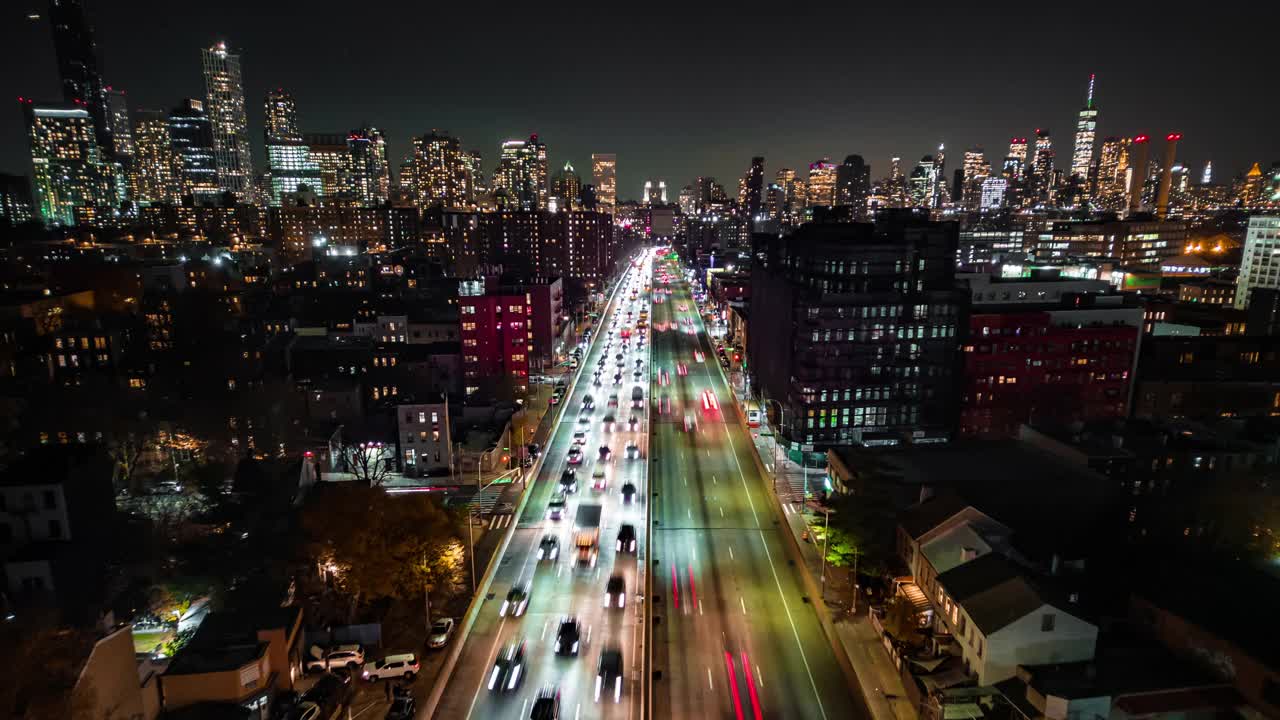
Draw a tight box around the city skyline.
[2,3,1277,197]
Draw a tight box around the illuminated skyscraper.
[961,147,988,208]
[262,88,321,204]
[932,144,948,208]
[493,136,548,210]
[551,161,583,210]
[1070,74,1099,183]
[1004,137,1028,180]
[806,159,837,207]
[1030,129,1055,205]
[347,127,389,206]
[910,156,935,207]
[48,0,112,152]
[742,156,764,217]
[21,100,115,224]
[411,130,468,209]
[979,177,1007,210]
[528,134,549,210]
[201,42,254,202]
[167,98,219,203]
[1094,136,1130,212]
[304,133,349,201]
[130,109,181,204]
[264,88,300,143]
[834,154,870,217]
[591,153,616,214]
[105,88,132,159]
[463,150,485,199]
[775,168,806,224]
[1201,161,1213,185]
[642,179,667,205]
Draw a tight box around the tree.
[301,483,461,622]
[336,441,394,487]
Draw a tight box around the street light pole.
[468,508,477,595]
[820,510,830,600]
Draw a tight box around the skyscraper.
[105,88,132,159]
[347,127,389,206]
[201,42,254,202]
[263,88,321,204]
[167,99,219,203]
[1070,75,1099,183]
[1234,215,1280,309]
[932,144,948,208]
[1030,129,1055,205]
[48,0,112,152]
[412,131,469,209]
[591,154,616,214]
[742,156,764,218]
[493,136,548,210]
[1094,136,1130,212]
[528,134,549,210]
[980,177,1007,210]
[22,100,115,224]
[834,154,870,217]
[304,132,350,202]
[551,161,582,211]
[806,159,837,208]
[130,109,181,204]
[1201,161,1213,185]
[960,147,988,208]
[642,179,667,205]
[263,88,301,143]
[910,155,935,208]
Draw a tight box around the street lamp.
[759,396,787,492]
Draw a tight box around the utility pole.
[820,510,830,601]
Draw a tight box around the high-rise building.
[0,173,36,226]
[305,132,351,202]
[493,136,547,210]
[932,144,948,208]
[834,154,870,217]
[1004,137,1028,180]
[1234,215,1280,309]
[1094,136,1130,212]
[105,88,132,159]
[130,109,181,204]
[347,127,389,206]
[1030,129,1055,205]
[263,88,300,143]
[1070,74,1099,185]
[21,100,115,224]
[642,179,667,206]
[1201,161,1213,185]
[411,131,469,209]
[747,211,964,446]
[167,99,219,203]
[591,154,616,214]
[463,150,485,199]
[806,159,837,208]
[742,156,764,218]
[960,147,988,208]
[979,177,1007,210]
[201,42,254,202]
[48,0,112,152]
[550,162,582,211]
[775,168,806,224]
[528,134,548,210]
[910,155,935,207]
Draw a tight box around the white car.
[361,653,420,682]
[304,644,365,673]
[428,618,455,648]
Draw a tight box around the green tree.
[301,484,461,622]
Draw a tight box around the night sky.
[3,1,1277,199]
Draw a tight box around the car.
[559,468,578,493]
[621,482,637,504]
[625,442,640,459]
[616,524,637,553]
[604,574,626,608]
[428,619,455,648]
[720,358,730,369]
[659,396,671,415]
[567,447,583,464]
[659,369,669,386]
[488,640,526,692]
[527,442,541,458]
[555,618,581,656]
[531,688,561,719]
[593,375,602,386]
[616,356,625,367]
[361,653,420,682]
[300,672,353,717]
[635,358,644,368]
[596,648,624,704]
[701,389,719,411]
[577,414,591,429]
[572,430,587,445]
[694,350,704,363]
[305,644,365,673]
[633,368,643,379]
[582,395,595,411]
[537,533,560,561]
[547,493,567,520]
[613,373,622,385]
[602,413,616,431]
[677,363,688,376]
[607,394,619,407]
[747,409,761,427]
[598,445,612,461]
[548,394,560,405]
[501,582,530,617]
[385,694,416,720]
[591,466,608,490]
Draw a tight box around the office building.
[1035,219,1188,267]
[493,136,547,211]
[1030,129,1055,205]
[806,159,837,207]
[958,228,1023,268]
[0,173,35,226]
[347,127,389,206]
[130,109,181,204]
[1234,215,1280,309]
[1004,137,1027,180]
[48,0,112,151]
[591,153,616,214]
[742,156,765,218]
[960,148,989,208]
[22,101,115,225]
[167,99,219,203]
[910,156,935,208]
[263,88,299,143]
[1094,137,1130,212]
[550,162,582,211]
[458,289,531,398]
[1201,161,1213,185]
[105,88,132,159]
[1070,75,1098,186]
[262,89,322,204]
[747,212,965,447]
[201,42,254,202]
[409,131,471,209]
[932,143,948,208]
[834,154,870,218]
[304,132,350,202]
[979,177,1007,210]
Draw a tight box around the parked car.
[361,653,420,682]
[384,695,415,720]
[427,618,455,648]
[304,644,365,673]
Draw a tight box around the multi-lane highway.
[647,255,870,720]
[432,255,653,720]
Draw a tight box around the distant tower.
[263,88,301,143]
[1201,160,1213,185]
[932,143,948,208]
[1155,133,1181,220]
[1071,74,1099,182]
[835,154,870,218]
[167,98,220,203]
[105,88,132,158]
[743,156,764,217]
[48,0,112,152]
[591,153,616,213]
[202,41,255,202]
[1031,129,1055,204]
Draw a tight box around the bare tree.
[338,441,394,487]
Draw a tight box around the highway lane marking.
[575,703,581,720]
[687,508,692,520]
[728,546,734,560]
[521,698,528,718]
[542,619,550,641]
[741,596,747,614]
[712,475,718,485]
[756,664,764,689]
[719,506,725,518]
[707,666,714,691]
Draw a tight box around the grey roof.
[898,491,969,540]
[936,553,1051,634]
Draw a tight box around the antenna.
[1087,74,1096,109]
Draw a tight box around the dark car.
[527,442,541,458]
[555,618,581,656]
[621,482,637,504]
[384,695,415,720]
[604,574,626,608]
[560,468,577,493]
[531,688,560,719]
[616,524,637,553]
[537,534,559,561]
[596,647,624,704]
[501,582,530,617]
[488,640,526,693]
[598,445,612,461]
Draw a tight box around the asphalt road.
[432,255,654,720]
[647,258,869,720]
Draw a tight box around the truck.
[573,504,602,568]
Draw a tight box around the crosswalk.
[487,513,514,530]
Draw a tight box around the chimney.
[1127,135,1150,216]
[1156,133,1182,220]
[961,547,979,564]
